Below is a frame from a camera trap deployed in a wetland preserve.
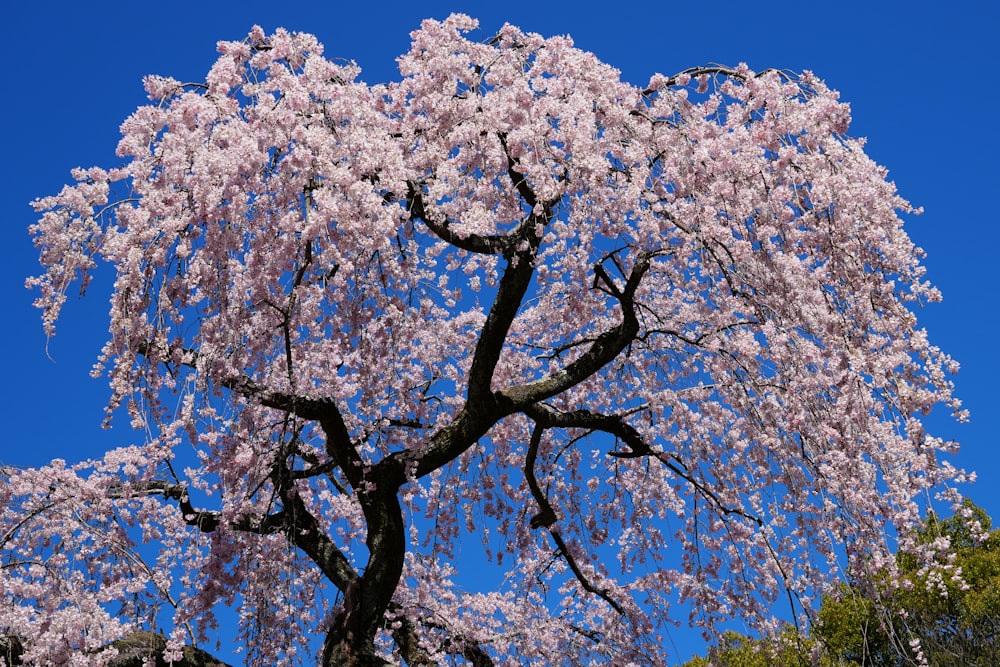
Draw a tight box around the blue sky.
[3,0,998,663]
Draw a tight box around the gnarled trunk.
[320,482,406,667]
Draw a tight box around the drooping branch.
[136,342,335,417]
[112,346,370,598]
[611,440,764,529]
[136,341,368,490]
[523,403,648,450]
[525,403,764,528]
[0,501,57,553]
[496,132,538,210]
[105,398,447,667]
[524,423,626,616]
[116,355,485,665]
[107,480,278,535]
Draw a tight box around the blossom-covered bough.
[6,14,970,666]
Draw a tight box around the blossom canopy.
[6,14,968,667]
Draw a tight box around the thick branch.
[523,403,648,450]
[112,480,360,592]
[464,130,562,404]
[499,253,653,408]
[137,342,349,424]
[388,602,495,667]
[387,611,435,667]
[466,242,538,403]
[137,342,366,491]
[383,250,653,487]
[465,204,550,405]
[381,403,503,488]
[406,181,508,255]
[320,482,405,667]
[496,133,537,209]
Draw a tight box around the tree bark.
[319,478,407,666]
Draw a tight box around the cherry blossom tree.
[5,14,970,667]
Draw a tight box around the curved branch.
[406,181,508,255]
[608,441,764,529]
[526,403,763,528]
[388,608,497,667]
[523,403,648,450]
[136,342,366,490]
[0,501,57,553]
[282,490,360,595]
[380,402,502,485]
[499,253,653,409]
[386,611,436,667]
[639,65,788,96]
[524,423,625,616]
[496,132,537,210]
[112,480,360,593]
[465,224,548,405]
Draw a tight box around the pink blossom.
[10,15,968,667]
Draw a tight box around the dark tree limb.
[530,406,763,530]
[136,342,367,493]
[524,423,626,616]
[406,181,508,255]
[109,480,360,594]
[465,219,547,405]
[524,402,763,528]
[499,252,653,409]
[496,133,538,210]
[384,608,498,666]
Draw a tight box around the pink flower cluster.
[10,14,968,665]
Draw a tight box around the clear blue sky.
[3,1,998,663]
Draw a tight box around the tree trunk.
[320,484,407,667]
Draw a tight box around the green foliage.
[813,585,894,666]
[686,501,1000,667]
[878,499,999,666]
[679,627,819,667]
